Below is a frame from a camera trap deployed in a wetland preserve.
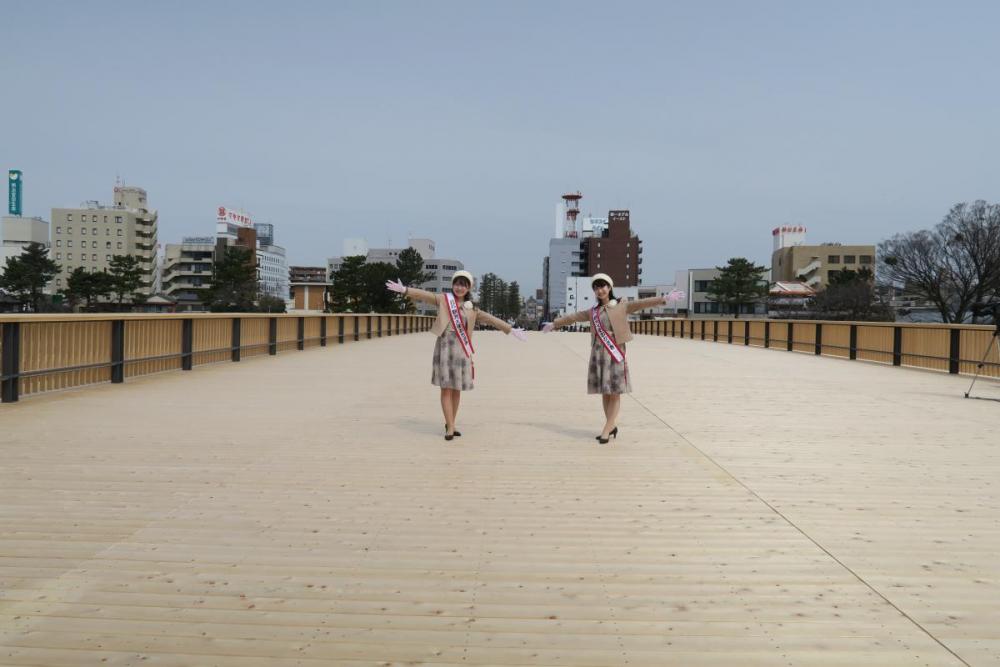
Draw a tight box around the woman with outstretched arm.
[387,271,527,441]
[542,273,684,444]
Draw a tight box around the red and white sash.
[591,305,625,364]
[445,292,476,361]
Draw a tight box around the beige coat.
[553,297,664,344]
[405,287,513,337]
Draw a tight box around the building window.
[115,216,123,223]
[90,241,96,248]
[92,227,97,235]
[56,252,62,259]
[67,253,73,260]
[117,229,123,236]
[117,242,122,249]
[66,214,73,221]
[104,216,108,223]
[56,279,62,287]
[828,255,840,264]
[860,255,873,264]
[56,240,62,247]
[106,255,111,261]
[82,227,87,235]
[56,226,62,234]
[106,242,111,249]
[92,254,97,261]
[106,229,110,236]
[844,255,856,264]
[67,240,73,248]
[92,215,97,222]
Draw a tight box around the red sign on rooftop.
[217,206,253,228]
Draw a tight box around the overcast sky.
[4,0,1000,292]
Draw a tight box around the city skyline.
[5,1,1000,292]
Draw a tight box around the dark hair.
[591,279,617,304]
[452,276,473,302]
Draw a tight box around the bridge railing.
[0,313,433,403]
[630,318,999,378]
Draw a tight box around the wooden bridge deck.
[1,331,998,666]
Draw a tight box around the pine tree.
[0,242,60,312]
[107,254,144,308]
[328,255,368,312]
[63,268,114,311]
[206,247,259,312]
[507,281,521,321]
[395,248,434,313]
[705,258,769,318]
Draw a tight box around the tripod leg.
[965,333,999,398]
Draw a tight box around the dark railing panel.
[1,322,20,403]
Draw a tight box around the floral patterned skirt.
[432,331,474,391]
[588,339,631,395]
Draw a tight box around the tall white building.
[546,237,586,317]
[257,243,288,299]
[50,185,158,296]
[213,208,288,300]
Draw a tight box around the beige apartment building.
[50,186,158,295]
[769,225,874,290]
[771,244,875,289]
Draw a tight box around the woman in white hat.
[387,271,527,440]
[543,273,682,444]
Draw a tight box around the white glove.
[511,328,527,342]
[541,322,555,333]
[385,279,406,294]
[663,289,686,304]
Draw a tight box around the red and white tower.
[561,191,582,238]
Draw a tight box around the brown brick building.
[582,210,642,286]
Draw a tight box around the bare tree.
[943,201,1000,320]
[879,201,1000,323]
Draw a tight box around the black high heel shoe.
[596,426,619,444]
[445,425,461,440]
